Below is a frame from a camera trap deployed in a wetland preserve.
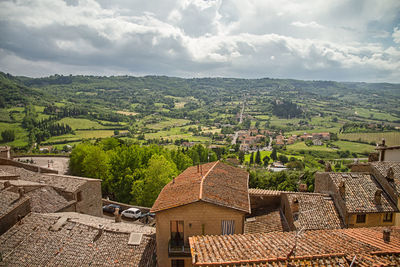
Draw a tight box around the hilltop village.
[0,142,400,266]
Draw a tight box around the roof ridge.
[199,161,219,200]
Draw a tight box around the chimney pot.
[298,183,307,192]
[339,180,345,199]
[383,228,391,242]
[18,188,25,198]
[114,208,122,223]
[374,189,382,205]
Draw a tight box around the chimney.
[298,184,307,192]
[374,189,382,205]
[339,180,345,199]
[197,164,200,173]
[387,167,395,182]
[325,162,332,172]
[172,178,175,184]
[200,165,203,175]
[114,208,122,223]
[383,228,391,243]
[18,188,25,198]
[3,181,11,189]
[381,138,386,147]
[291,197,299,213]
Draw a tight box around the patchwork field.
[339,132,400,146]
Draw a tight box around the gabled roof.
[26,186,74,213]
[327,172,398,213]
[0,190,29,218]
[189,227,400,266]
[151,161,250,213]
[370,161,400,195]
[248,188,292,197]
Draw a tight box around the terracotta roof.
[0,213,156,266]
[328,172,398,213]
[244,208,289,234]
[0,190,29,218]
[370,161,400,195]
[189,227,400,266]
[285,193,344,230]
[249,188,293,197]
[151,161,250,213]
[26,186,74,213]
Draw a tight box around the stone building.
[0,158,103,217]
[0,146,10,159]
[151,161,250,267]
[315,172,398,227]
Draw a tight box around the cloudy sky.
[0,0,399,82]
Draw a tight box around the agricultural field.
[57,118,109,130]
[286,140,375,155]
[339,132,400,146]
[146,118,190,130]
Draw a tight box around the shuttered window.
[221,220,235,235]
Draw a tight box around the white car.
[121,208,142,219]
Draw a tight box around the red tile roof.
[189,227,400,266]
[327,172,398,213]
[248,188,293,196]
[151,161,250,213]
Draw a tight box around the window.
[171,259,184,267]
[221,220,235,235]
[356,214,366,223]
[383,213,393,222]
[170,221,184,247]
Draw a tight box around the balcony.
[168,239,191,257]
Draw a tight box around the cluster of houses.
[0,143,400,266]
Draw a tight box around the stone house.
[150,161,250,267]
[315,172,398,227]
[0,146,11,159]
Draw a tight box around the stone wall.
[0,196,31,235]
[0,157,58,174]
[74,179,102,217]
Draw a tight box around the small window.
[356,214,366,224]
[221,220,235,235]
[172,259,184,267]
[383,213,393,222]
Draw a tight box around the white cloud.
[0,0,399,82]
[291,21,323,29]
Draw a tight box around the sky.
[0,0,399,82]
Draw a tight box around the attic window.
[383,213,393,222]
[356,214,366,224]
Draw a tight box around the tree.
[249,152,254,165]
[1,129,15,142]
[263,155,270,166]
[238,150,245,164]
[270,148,277,161]
[131,154,178,207]
[255,150,261,165]
[278,154,288,164]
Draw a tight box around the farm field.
[43,130,117,144]
[57,118,110,130]
[146,118,190,130]
[339,132,400,146]
[286,140,375,154]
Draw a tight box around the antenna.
[286,226,305,259]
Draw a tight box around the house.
[375,142,400,162]
[315,172,398,227]
[189,226,400,266]
[150,161,250,267]
[0,212,156,266]
[352,161,400,226]
[312,139,323,146]
[0,158,103,217]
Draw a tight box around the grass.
[339,132,400,146]
[145,126,211,142]
[0,109,12,122]
[354,108,399,122]
[57,118,108,130]
[286,140,375,154]
[0,122,29,147]
[147,118,190,130]
[117,110,138,116]
[44,130,117,143]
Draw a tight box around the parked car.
[140,212,155,218]
[121,208,142,219]
[102,204,122,214]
